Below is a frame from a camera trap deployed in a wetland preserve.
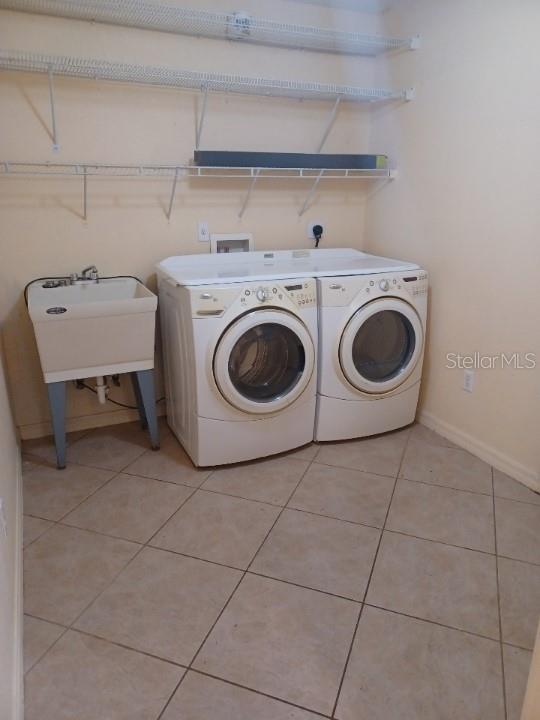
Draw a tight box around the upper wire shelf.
[0,0,419,56]
[0,161,396,180]
[0,50,412,102]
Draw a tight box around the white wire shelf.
[0,161,396,180]
[0,0,419,56]
[0,50,413,102]
[0,160,396,219]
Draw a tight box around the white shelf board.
[0,49,412,102]
[0,0,418,56]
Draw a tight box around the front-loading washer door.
[213,309,315,415]
[339,297,423,395]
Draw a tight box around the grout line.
[189,668,333,719]
[69,627,188,669]
[399,474,493,498]
[120,468,210,490]
[190,484,285,509]
[157,458,319,718]
[26,481,199,680]
[157,455,319,720]
[187,458,315,673]
[492,467,508,720]
[362,603,501,645]
[283,504,383,530]
[23,617,70,676]
[155,673,187,720]
[382,528,498,558]
[312,459,398,481]
[330,427,412,718]
[246,570,363,604]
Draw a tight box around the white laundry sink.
[28,277,157,383]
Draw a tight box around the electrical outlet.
[306,220,324,240]
[197,221,210,242]
[463,369,475,393]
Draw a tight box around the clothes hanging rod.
[0,0,419,56]
[0,50,412,102]
[0,161,396,180]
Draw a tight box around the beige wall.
[0,339,23,720]
[365,0,540,486]
[0,1,377,437]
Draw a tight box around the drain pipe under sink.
[95,376,108,404]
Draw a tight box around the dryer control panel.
[319,270,428,307]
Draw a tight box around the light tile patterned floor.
[22,421,539,720]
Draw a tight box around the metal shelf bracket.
[238,168,260,218]
[47,65,59,151]
[299,169,324,217]
[195,86,209,150]
[165,167,180,220]
[317,96,341,153]
[80,165,87,220]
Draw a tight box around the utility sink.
[28,277,157,383]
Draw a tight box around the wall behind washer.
[0,0,379,438]
[365,0,540,486]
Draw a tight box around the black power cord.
[77,381,164,410]
[312,224,323,248]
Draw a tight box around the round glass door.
[340,298,423,394]
[214,309,315,414]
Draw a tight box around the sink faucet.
[79,265,99,282]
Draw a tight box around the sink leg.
[135,370,160,450]
[47,381,66,469]
[130,372,148,430]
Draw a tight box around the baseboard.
[12,447,23,720]
[19,406,166,441]
[418,410,540,493]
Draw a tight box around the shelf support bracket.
[317,96,341,153]
[238,168,260,218]
[299,169,324,217]
[195,86,209,150]
[82,166,87,221]
[166,167,179,220]
[47,66,59,151]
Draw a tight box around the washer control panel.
[282,280,317,307]
[191,278,317,316]
[241,280,316,308]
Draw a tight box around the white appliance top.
[157,248,419,286]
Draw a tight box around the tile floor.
[22,420,539,720]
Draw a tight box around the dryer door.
[213,309,315,414]
[339,298,423,394]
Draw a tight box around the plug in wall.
[307,221,324,240]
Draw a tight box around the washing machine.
[315,268,428,441]
[157,255,318,466]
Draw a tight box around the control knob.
[256,287,269,302]
[379,279,390,292]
